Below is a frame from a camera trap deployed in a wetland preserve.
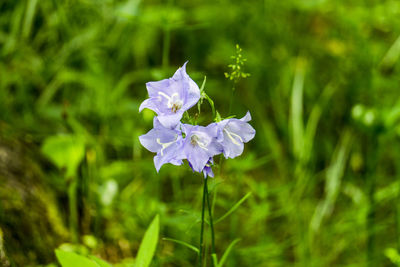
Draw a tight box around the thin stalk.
[228,86,235,115]
[198,178,207,267]
[366,172,376,267]
[162,26,170,69]
[366,134,378,267]
[397,184,400,252]
[213,154,224,214]
[397,145,400,252]
[68,177,78,243]
[205,178,216,258]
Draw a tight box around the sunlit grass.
[1,0,400,266]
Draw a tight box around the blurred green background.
[1,0,400,266]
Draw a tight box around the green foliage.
[1,0,400,266]
[135,215,160,267]
[55,214,160,267]
[55,250,103,267]
[162,238,199,254]
[89,256,113,267]
[224,45,250,84]
[41,135,85,178]
[214,192,252,224]
[385,248,400,266]
[217,239,241,267]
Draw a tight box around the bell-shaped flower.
[139,62,200,129]
[189,158,214,178]
[217,111,256,159]
[178,123,223,173]
[139,117,184,171]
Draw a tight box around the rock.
[0,138,68,266]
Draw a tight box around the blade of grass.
[22,0,39,38]
[163,238,199,254]
[218,239,241,267]
[302,83,335,163]
[136,215,160,267]
[214,192,252,224]
[212,253,219,266]
[290,58,306,160]
[380,34,400,71]
[310,131,352,234]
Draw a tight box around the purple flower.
[178,123,223,173]
[217,111,255,159]
[139,117,184,172]
[139,62,200,129]
[189,158,214,178]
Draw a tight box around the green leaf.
[218,239,241,267]
[89,255,113,267]
[199,76,207,93]
[290,58,306,160]
[162,238,199,254]
[55,249,99,267]
[136,215,160,267]
[214,192,252,224]
[41,134,85,177]
[384,248,400,265]
[215,111,222,122]
[212,253,219,266]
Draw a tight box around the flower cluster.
[139,62,255,178]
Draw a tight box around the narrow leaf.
[135,215,160,267]
[291,58,306,159]
[89,255,112,267]
[200,76,207,92]
[215,193,252,224]
[218,239,241,267]
[162,238,199,254]
[55,249,99,267]
[212,253,219,266]
[41,134,85,177]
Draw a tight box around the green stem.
[199,178,207,267]
[204,94,216,120]
[162,26,170,69]
[205,178,216,259]
[367,172,376,267]
[366,134,378,267]
[228,86,235,115]
[68,177,78,243]
[397,188,400,252]
[397,146,400,252]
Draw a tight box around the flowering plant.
[139,62,255,177]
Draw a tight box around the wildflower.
[179,123,223,173]
[139,117,184,171]
[217,111,255,159]
[139,62,200,129]
[189,158,214,178]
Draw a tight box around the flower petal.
[139,98,160,113]
[139,129,162,153]
[186,145,210,172]
[227,120,255,143]
[222,137,245,159]
[183,81,200,108]
[154,154,183,172]
[203,166,214,178]
[240,111,252,122]
[146,79,171,98]
[157,111,184,129]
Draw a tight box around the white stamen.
[190,132,209,151]
[157,136,177,156]
[158,92,183,112]
[224,128,243,146]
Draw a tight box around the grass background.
[1,0,400,266]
